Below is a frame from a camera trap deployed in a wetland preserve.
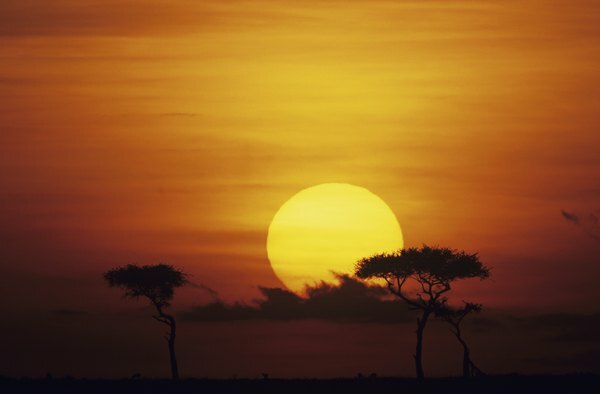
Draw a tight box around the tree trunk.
[453,328,471,378]
[154,306,180,381]
[165,314,179,380]
[414,310,431,380]
[460,339,470,378]
[463,347,470,377]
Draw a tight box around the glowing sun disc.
[267,183,403,293]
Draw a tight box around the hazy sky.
[1,0,599,378]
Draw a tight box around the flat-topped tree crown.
[355,245,490,379]
[104,263,186,309]
[356,245,489,303]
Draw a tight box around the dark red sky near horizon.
[1,0,599,378]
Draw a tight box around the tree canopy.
[104,264,187,309]
[355,245,490,307]
[434,301,483,324]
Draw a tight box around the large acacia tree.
[355,245,490,379]
[104,264,187,380]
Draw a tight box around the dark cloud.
[506,311,600,347]
[527,312,600,343]
[561,210,580,224]
[561,210,600,240]
[181,275,415,324]
[467,316,506,333]
[51,309,88,317]
[187,281,221,302]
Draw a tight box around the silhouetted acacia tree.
[104,264,187,380]
[435,301,485,378]
[355,245,490,379]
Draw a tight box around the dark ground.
[1,375,598,394]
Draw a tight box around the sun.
[267,183,403,293]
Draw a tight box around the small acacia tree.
[355,245,490,379]
[104,263,187,380]
[435,301,484,378]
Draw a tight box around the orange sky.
[2,0,600,306]
[1,0,600,333]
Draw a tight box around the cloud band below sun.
[181,275,415,324]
